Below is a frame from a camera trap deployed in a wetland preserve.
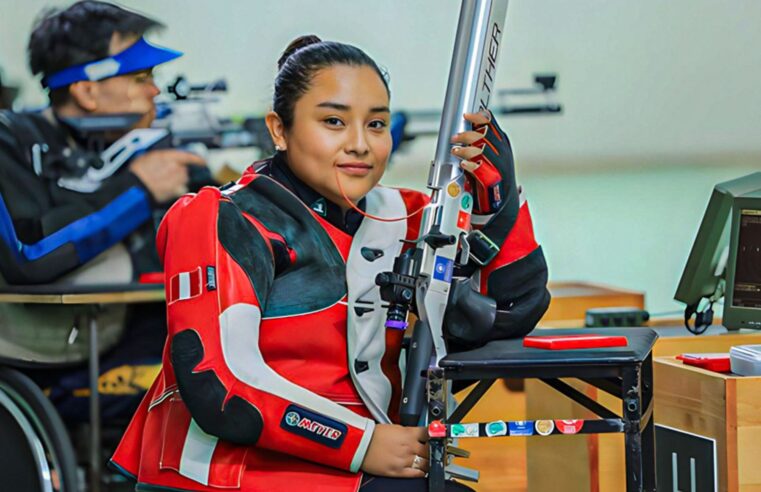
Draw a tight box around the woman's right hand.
[360,424,430,478]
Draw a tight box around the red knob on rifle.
[428,420,447,438]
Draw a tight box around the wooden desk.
[525,325,761,492]
[540,281,645,327]
[0,283,164,492]
[656,356,761,491]
[0,290,164,305]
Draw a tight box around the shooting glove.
[461,110,516,216]
[451,111,551,345]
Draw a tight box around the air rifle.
[377,0,510,429]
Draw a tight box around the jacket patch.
[310,197,327,217]
[169,267,203,303]
[280,405,347,449]
[205,266,217,291]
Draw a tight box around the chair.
[0,365,79,491]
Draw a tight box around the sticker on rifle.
[535,420,555,436]
[447,182,461,198]
[555,420,584,435]
[280,405,346,448]
[433,256,454,283]
[457,210,471,230]
[168,267,203,304]
[508,421,534,436]
[450,423,479,438]
[461,193,473,211]
[485,420,507,437]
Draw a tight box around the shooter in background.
[0,0,205,425]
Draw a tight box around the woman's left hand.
[450,110,514,215]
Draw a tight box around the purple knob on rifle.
[385,320,408,330]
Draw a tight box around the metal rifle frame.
[377,0,510,488]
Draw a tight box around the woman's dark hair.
[27,0,163,106]
[274,35,390,129]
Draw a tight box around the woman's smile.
[337,161,374,177]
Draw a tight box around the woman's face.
[279,64,392,207]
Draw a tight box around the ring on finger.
[411,454,426,470]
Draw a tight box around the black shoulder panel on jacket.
[227,177,346,318]
[217,200,275,307]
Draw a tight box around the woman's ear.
[265,111,287,151]
[68,81,99,112]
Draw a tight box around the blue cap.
[42,37,182,89]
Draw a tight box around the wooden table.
[655,356,761,491]
[539,281,645,328]
[525,324,761,492]
[0,283,164,492]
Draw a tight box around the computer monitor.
[675,172,761,331]
[724,195,761,329]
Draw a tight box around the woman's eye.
[324,117,344,127]
[369,120,387,130]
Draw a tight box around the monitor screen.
[732,209,761,310]
[675,172,761,332]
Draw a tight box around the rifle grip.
[399,320,434,426]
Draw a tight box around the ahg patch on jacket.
[280,404,347,449]
[168,267,203,303]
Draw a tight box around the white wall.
[3,0,761,167]
[2,0,759,314]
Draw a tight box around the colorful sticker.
[535,420,555,436]
[433,256,454,282]
[461,193,473,211]
[447,182,461,198]
[555,420,584,435]
[457,210,471,230]
[508,421,534,436]
[450,423,479,438]
[428,420,447,438]
[280,405,347,448]
[485,420,507,437]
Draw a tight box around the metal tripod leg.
[87,311,101,492]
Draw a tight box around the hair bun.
[278,35,322,71]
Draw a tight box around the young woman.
[112,36,549,492]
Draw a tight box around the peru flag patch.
[169,267,203,304]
